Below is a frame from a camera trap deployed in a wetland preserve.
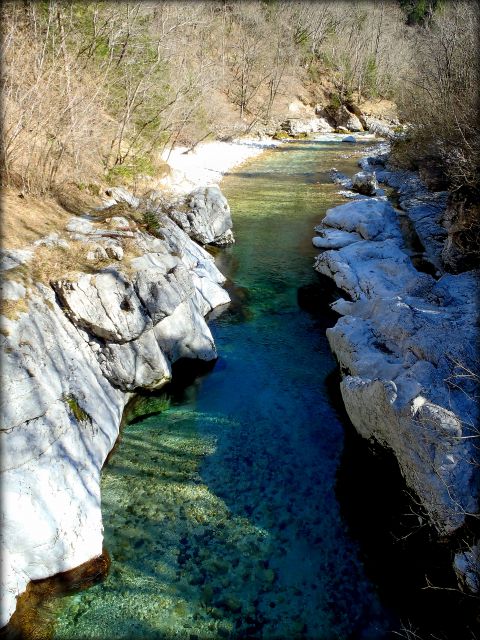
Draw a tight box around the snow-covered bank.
[313,150,479,590]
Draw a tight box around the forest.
[2,1,478,213]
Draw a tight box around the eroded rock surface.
[0,189,232,626]
[281,117,334,136]
[314,184,479,579]
[168,186,235,246]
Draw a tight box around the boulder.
[331,105,364,132]
[104,187,140,208]
[320,198,401,242]
[281,117,333,136]
[53,270,152,342]
[364,116,395,139]
[97,329,172,391]
[169,186,234,246]
[352,171,379,196]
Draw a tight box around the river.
[41,138,469,639]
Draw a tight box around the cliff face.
[0,188,232,626]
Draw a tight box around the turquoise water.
[52,139,398,639]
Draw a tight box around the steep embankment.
[0,139,278,627]
[313,146,479,592]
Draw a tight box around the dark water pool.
[49,139,415,639]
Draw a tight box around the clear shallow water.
[53,139,399,639]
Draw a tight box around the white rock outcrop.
[168,186,235,246]
[282,117,334,136]
[0,197,232,626]
[314,198,479,537]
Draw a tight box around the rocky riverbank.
[0,148,254,626]
[314,145,479,593]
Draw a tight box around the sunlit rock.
[0,191,232,627]
[315,174,479,536]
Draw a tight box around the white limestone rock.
[321,198,401,241]
[312,229,363,249]
[105,243,124,260]
[168,185,234,247]
[0,287,125,625]
[191,272,231,314]
[97,329,172,391]
[365,116,395,139]
[104,187,140,208]
[0,280,27,301]
[134,263,194,324]
[0,248,35,271]
[0,185,234,627]
[86,244,109,261]
[282,117,333,135]
[53,270,151,342]
[154,296,217,363]
[66,217,95,235]
[314,184,479,537]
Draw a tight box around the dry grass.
[1,186,103,250]
[28,238,142,286]
[0,296,29,321]
[359,98,399,121]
